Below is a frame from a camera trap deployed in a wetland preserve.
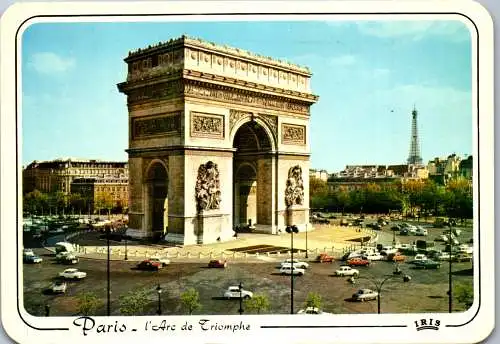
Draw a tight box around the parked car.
[280,265,305,276]
[415,227,428,236]
[387,252,406,262]
[136,260,162,271]
[453,253,473,262]
[412,260,441,269]
[23,254,43,264]
[50,281,67,294]
[364,252,383,261]
[297,307,332,315]
[281,259,309,269]
[316,253,334,263]
[58,268,87,279]
[347,257,370,267]
[149,256,171,267]
[334,266,359,277]
[223,286,253,299]
[352,288,378,302]
[208,259,228,268]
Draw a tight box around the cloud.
[330,54,357,66]
[27,52,75,74]
[355,21,470,41]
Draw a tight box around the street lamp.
[448,224,454,313]
[156,284,162,315]
[124,233,128,261]
[45,304,50,317]
[238,282,244,315]
[285,224,299,314]
[347,268,411,314]
[305,223,309,258]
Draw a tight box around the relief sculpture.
[285,165,304,207]
[282,124,306,144]
[191,113,224,138]
[133,114,180,138]
[195,161,222,212]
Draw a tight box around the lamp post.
[448,224,454,313]
[45,304,50,317]
[156,284,162,315]
[238,282,244,315]
[305,223,309,258]
[124,234,128,261]
[106,226,111,316]
[285,224,299,314]
[348,268,411,314]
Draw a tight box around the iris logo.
[414,318,441,331]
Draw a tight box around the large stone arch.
[118,36,317,244]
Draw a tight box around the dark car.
[208,259,228,268]
[137,260,162,271]
[399,228,409,236]
[412,260,441,269]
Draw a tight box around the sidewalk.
[49,225,377,262]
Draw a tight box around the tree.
[69,192,84,215]
[304,292,322,309]
[454,283,473,309]
[119,288,150,315]
[244,294,270,314]
[95,192,114,217]
[180,288,202,315]
[76,291,103,315]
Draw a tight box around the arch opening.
[146,162,169,236]
[232,121,273,230]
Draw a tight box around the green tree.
[180,288,202,315]
[244,294,270,314]
[454,283,473,309]
[119,288,150,315]
[76,291,103,315]
[304,292,322,309]
[69,192,84,215]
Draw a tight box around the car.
[137,260,162,271]
[297,307,332,315]
[223,286,253,299]
[340,219,352,227]
[208,259,228,268]
[24,254,43,264]
[364,252,383,261]
[316,253,334,263]
[281,259,309,269]
[433,251,452,261]
[334,266,359,277]
[453,253,473,262]
[399,228,409,236]
[51,281,67,294]
[380,246,398,256]
[352,288,378,301]
[58,268,87,279]
[347,257,370,267]
[415,227,428,236]
[410,254,428,263]
[280,265,305,275]
[412,260,441,269]
[457,245,473,255]
[56,253,79,264]
[23,249,34,256]
[387,252,406,262]
[149,257,171,267]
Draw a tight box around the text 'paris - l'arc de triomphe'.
[117,36,318,245]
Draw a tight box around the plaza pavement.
[58,224,378,262]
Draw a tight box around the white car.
[434,251,452,261]
[399,243,417,251]
[410,254,428,264]
[58,268,87,280]
[280,265,305,275]
[364,252,383,261]
[281,259,309,269]
[415,227,428,236]
[23,249,34,257]
[149,257,171,267]
[334,266,359,277]
[458,245,473,254]
[352,288,378,301]
[297,307,332,315]
[51,281,67,294]
[223,286,253,299]
[380,246,398,256]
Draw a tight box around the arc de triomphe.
[117,36,318,245]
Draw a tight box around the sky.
[21,19,473,172]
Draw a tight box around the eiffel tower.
[407,106,423,165]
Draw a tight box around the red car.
[137,260,162,271]
[316,253,335,263]
[388,252,406,262]
[208,259,228,268]
[347,257,371,267]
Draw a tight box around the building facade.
[23,158,128,195]
[309,169,329,181]
[71,176,129,213]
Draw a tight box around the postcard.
[0,1,495,343]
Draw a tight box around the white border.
[1,1,494,344]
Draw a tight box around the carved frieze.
[190,112,224,139]
[285,165,304,207]
[184,82,310,115]
[282,123,306,145]
[127,80,183,104]
[195,161,221,212]
[132,113,180,138]
[258,114,278,138]
[229,110,251,132]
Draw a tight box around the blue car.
[24,255,43,264]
